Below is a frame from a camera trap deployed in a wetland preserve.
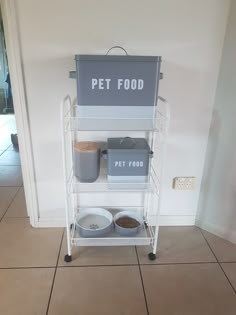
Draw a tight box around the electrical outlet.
[173,177,196,190]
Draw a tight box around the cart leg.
[64,254,72,262]
[148,226,159,261]
[64,223,72,263]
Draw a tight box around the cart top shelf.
[62,96,170,133]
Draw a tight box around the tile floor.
[1,116,236,314]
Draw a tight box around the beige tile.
[0,268,54,315]
[0,115,13,128]
[137,226,216,264]
[58,231,138,266]
[0,218,63,267]
[4,187,28,218]
[141,263,236,315]
[221,263,236,290]
[0,165,22,186]
[7,144,19,151]
[202,230,236,262]
[0,138,12,151]
[0,150,21,165]
[0,187,19,219]
[48,266,147,315]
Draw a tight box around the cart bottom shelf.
[71,226,153,246]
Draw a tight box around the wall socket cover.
[173,177,196,190]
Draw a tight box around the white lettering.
[98,79,104,89]
[118,79,123,90]
[105,79,111,90]
[131,79,137,90]
[124,79,130,90]
[115,161,126,167]
[92,78,144,90]
[138,79,144,90]
[128,161,144,167]
[92,78,98,89]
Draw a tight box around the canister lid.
[74,141,98,152]
[107,137,150,150]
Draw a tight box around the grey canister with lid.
[74,142,100,182]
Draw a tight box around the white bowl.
[114,211,143,236]
[76,208,113,237]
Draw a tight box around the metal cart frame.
[61,95,170,262]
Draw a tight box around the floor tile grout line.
[199,229,219,262]
[0,118,14,130]
[57,261,220,268]
[0,164,21,168]
[0,185,22,188]
[0,266,56,270]
[135,246,150,315]
[200,229,236,295]
[218,262,236,295]
[137,261,219,266]
[58,263,140,268]
[46,229,65,315]
[0,144,12,155]
[2,217,29,219]
[0,261,229,271]
[0,186,21,222]
[56,230,65,268]
[0,185,23,188]
[0,165,21,167]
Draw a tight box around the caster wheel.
[144,222,148,229]
[70,224,74,230]
[148,252,156,261]
[64,254,72,263]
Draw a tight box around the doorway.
[0,0,38,226]
[0,6,27,220]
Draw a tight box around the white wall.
[15,0,230,226]
[196,0,236,243]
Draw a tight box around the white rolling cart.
[61,95,170,262]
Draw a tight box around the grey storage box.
[71,54,162,130]
[103,137,152,183]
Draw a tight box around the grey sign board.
[75,55,162,107]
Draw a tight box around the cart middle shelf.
[66,167,160,194]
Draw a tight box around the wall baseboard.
[159,215,196,226]
[34,218,66,228]
[196,219,236,244]
[36,215,196,228]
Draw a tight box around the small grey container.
[102,137,153,183]
[74,142,100,182]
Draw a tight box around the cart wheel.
[70,224,74,230]
[64,254,72,263]
[144,221,148,229]
[148,252,156,261]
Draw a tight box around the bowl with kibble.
[114,211,143,236]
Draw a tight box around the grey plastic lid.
[75,55,161,62]
[107,137,150,150]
